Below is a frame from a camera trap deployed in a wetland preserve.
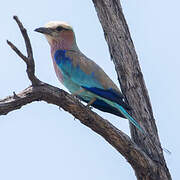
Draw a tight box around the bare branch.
[13,16,33,59]
[92,0,171,179]
[7,16,41,86]
[7,40,27,62]
[0,83,156,173]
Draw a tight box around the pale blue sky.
[0,0,179,179]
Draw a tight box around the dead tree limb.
[92,0,171,179]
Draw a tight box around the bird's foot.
[86,98,96,108]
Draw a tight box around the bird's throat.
[50,39,70,54]
[50,31,78,54]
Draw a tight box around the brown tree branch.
[0,16,159,179]
[13,16,33,59]
[7,40,27,62]
[9,16,41,86]
[92,0,171,179]
[0,83,157,174]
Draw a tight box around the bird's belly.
[63,75,80,93]
[63,75,95,101]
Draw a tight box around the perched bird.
[35,21,144,132]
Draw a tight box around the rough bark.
[92,0,171,179]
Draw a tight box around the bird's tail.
[116,104,144,133]
[116,104,172,154]
[113,103,172,154]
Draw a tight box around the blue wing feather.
[79,97,126,118]
[81,86,132,111]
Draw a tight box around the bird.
[34,21,144,133]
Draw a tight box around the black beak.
[34,27,53,35]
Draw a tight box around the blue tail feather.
[117,105,144,133]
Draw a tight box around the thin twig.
[13,16,33,59]
[7,16,40,86]
[7,40,27,62]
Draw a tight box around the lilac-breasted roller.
[35,21,144,133]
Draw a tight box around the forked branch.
[7,16,41,86]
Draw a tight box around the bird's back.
[65,50,121,92]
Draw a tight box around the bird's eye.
[56,26,63,31]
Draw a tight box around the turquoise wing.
[54,49,119,90]
[53,49,144,132]
[54,49,130,110]
[54,49,103,89]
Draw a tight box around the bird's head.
[35,21,78,51]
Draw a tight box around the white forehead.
[45,21,72,30]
